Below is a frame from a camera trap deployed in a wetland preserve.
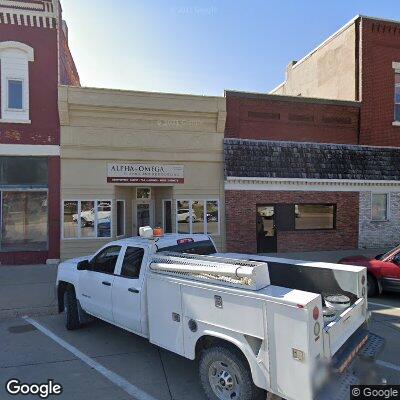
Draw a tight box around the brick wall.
[59,29,80,86]
[225,190,359,253]
[360,18,400,146]
[225,94,360,144]
[359,191,400,248]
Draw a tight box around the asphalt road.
[0,294,399,400]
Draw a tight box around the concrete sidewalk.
[0,264,58,320]
[0,247,389,320]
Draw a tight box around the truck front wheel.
[199,345,263,400]
[64,287,81,330]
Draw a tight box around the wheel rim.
[208,360,241,400]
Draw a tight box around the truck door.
[78,245,122,322]
[112,246,145,334]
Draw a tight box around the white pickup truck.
[56,228,384,400]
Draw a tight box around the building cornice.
[225,176,400,192]
[0,0,56,28]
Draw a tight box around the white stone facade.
[359,191,400,248]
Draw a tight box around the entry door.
[256,205,277,253]
[135,201,154,234]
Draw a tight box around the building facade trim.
[0,144,60,156]
[225,176,400,192]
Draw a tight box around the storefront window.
[63,201,78,239]
[206,201,219,235]
[371,194,388,221]
[395,73,400,121]
[295,204,335,230]
[177,200,220,235]
[81,201,95,238]
[63,200,112,239]
[192,200,205,233]
[177,200,190,233]
[0,157,48,185]
[97,201,112,238]
[2,191,48,251]
[117,200,125,236]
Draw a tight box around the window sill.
[392,121,400,127]
[0,118,31,124]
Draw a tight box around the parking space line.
[368,301,400,310]
[376,360,400,373]
[23,317,158,400]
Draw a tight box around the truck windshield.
[157,239,216,255]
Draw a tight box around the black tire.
[199,345,264,400]
[367,274,378,297]
[64,287,81,330]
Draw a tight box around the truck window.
[157,239,216,255]
[121,247,144,279]
[91,245,121,274]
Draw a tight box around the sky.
[62,1,400,96]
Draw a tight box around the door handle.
[128,288,139,293]
[102,281,111,286]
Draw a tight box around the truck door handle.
[102,281,111,286]
[128,288,139,293]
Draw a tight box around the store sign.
[107,163,184,184]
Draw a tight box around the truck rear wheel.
[199,345,263,400]
[64,287,81,330]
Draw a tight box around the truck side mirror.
[77,260,90,271]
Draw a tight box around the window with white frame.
[371,193,388,221]
[176,200,219,235]
[63,200,112,239]
[116,200,125,237]
[0,41,34,123]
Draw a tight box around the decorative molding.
[0,144,60,156]
[225,176,400,193]
[0,41,34,61]
[0,0,56,28]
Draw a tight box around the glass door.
[256,205,277,253]
[135,201,154,235]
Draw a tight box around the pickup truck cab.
[57,228,383,400]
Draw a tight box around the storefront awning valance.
[224,139,400,181]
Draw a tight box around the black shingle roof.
[224,139,400,181]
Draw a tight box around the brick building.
[225,15,400,254]
[0,0,79,264]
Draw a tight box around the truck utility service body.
[57,231,383,400]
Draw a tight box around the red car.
[339,245,400,297]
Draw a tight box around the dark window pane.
[177,200,190,233]
[0,157,48,186]
[295,204,335,230]
[121,247,144,279]
[117,201,125,236]
[158,240,217,255]
[8,80,23,109]
[206,200,219,235]
[91,246,121,274]
[163,200,172,233]
[395,104,400,122]
[2,191,48,251]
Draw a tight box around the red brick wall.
[0,23,59,145]
[360,18,400,146]
[59,29,80,86]
[225,190,359,253]
[225,95,360,144]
